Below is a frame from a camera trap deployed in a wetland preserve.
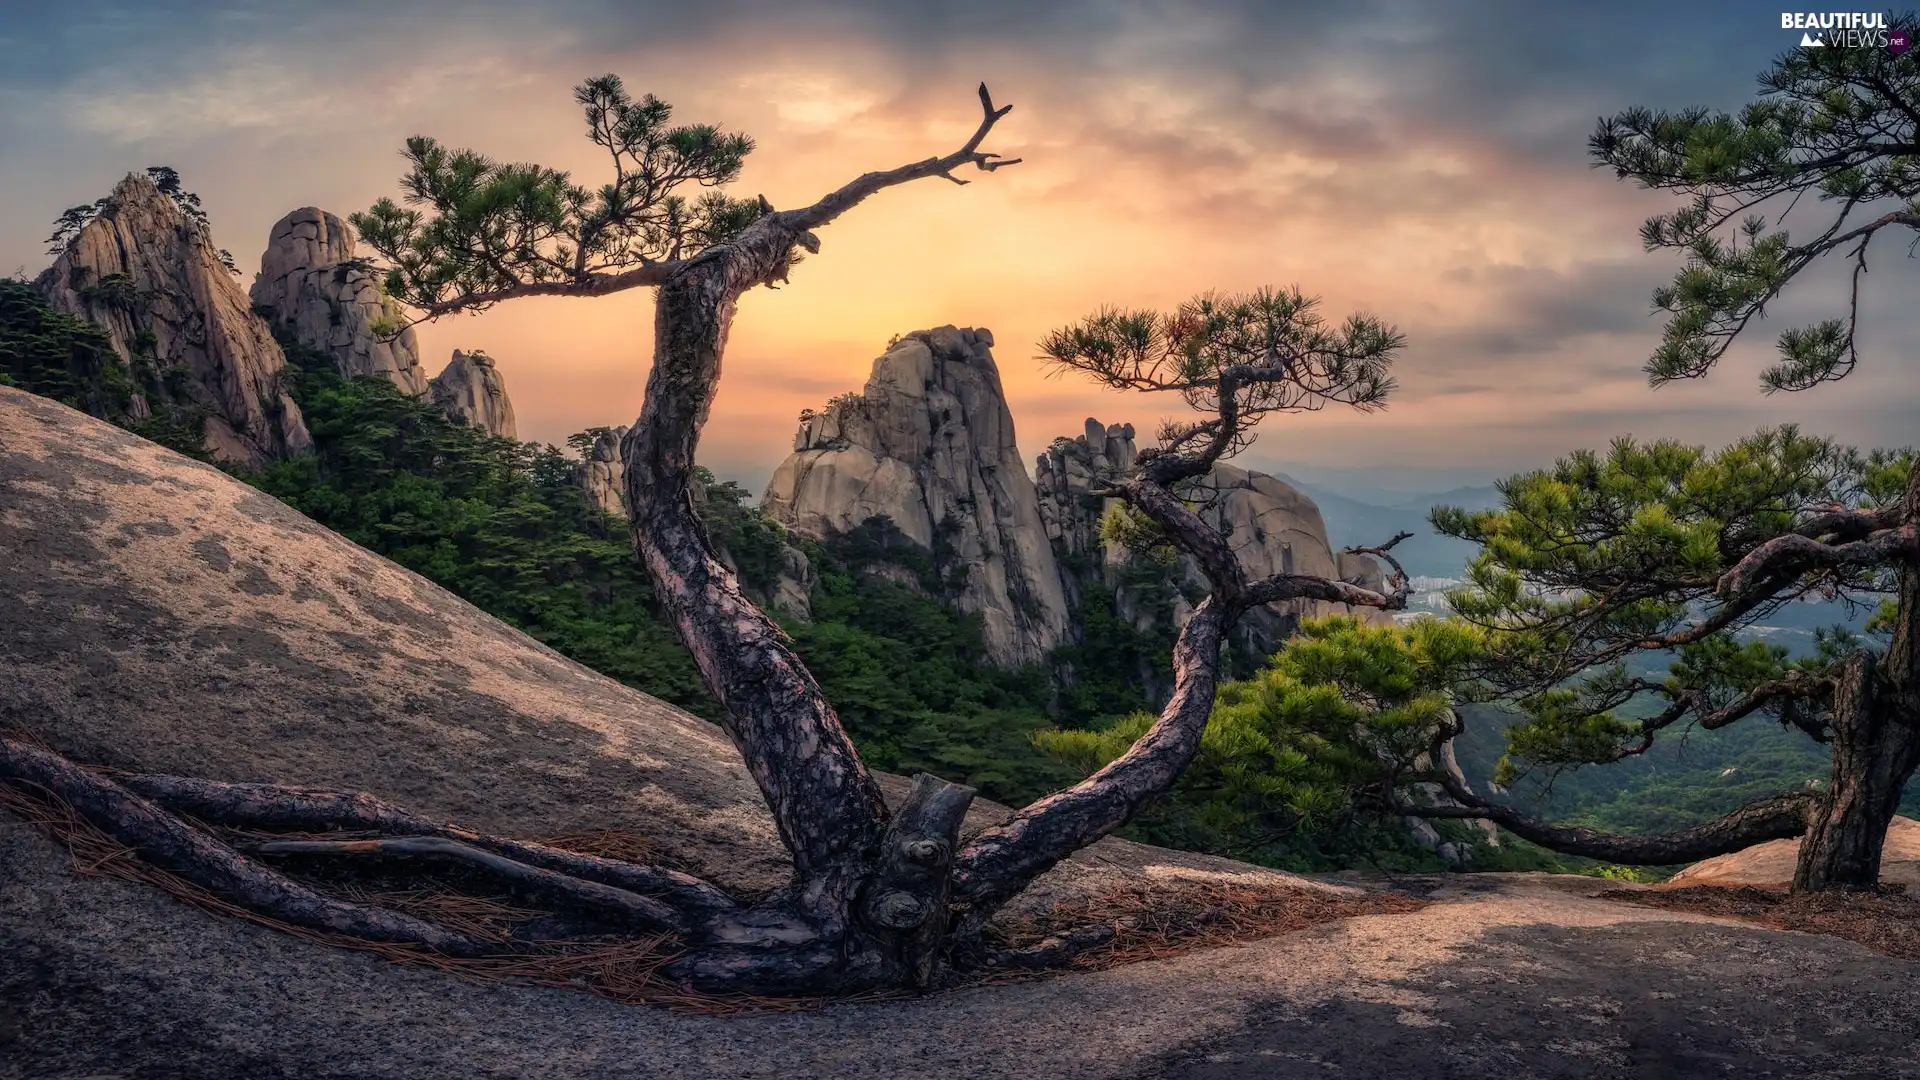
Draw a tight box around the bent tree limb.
[1395,784,1818,865]
[950,600,1230,934]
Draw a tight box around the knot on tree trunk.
[856,773,974,988]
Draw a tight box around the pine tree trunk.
[1794,460,1920,893]
[1792,653,1920,892]
[615,243,981,992]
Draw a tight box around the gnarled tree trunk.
[1793,656,1920,891]
[1795,466,1920,892]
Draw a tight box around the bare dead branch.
[782,83,1020,233]
[1240,573,1407,612]
[1342,529,1415,596]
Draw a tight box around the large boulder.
[250,207,429,395]
[762,327,1072,667]
[33,172,311,468]
[428,349,518,439]
[1668,814,1920,892]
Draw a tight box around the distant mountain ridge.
[1268,473,1500,580]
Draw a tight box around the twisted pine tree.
[1389,32,1920,892]
[1418,429,1916,891]
[0,78,1409,994]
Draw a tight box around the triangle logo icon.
[1801,31,1825,46]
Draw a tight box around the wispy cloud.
[2,0,1912,492]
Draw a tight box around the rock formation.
[762,327,1072,666]
[770,544,817,621]
[1037,417,1393,660]
[429,349,518,439]
[577,423,814,620]
[249,207,429,394]
[577,424,629,519]
[1036,418,1138,565]
[33,172,311,468]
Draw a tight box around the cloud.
[2,0,1911,485]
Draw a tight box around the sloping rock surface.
[429,348,518,438]
[762,327,1071,666]
[1669,813,1920,891]
[2,387,1916,1078]
[33,172,310,468]
[0,384,1304,896]
[250,207,429,394]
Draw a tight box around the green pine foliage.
[0,276,211,461]
[1435,427,1909,779]
[350,76,765,316]
[1591,13,1920,391]
[0,276,134,415]
[1038,615,1500,871]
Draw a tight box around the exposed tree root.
[0,739,491,956]
[3,737,1427,1004]
[972,877,1426,983]
[246,835,690,932]
[113,772,737,913]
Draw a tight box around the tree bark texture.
[1793,460,1920,891]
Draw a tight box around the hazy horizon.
[5,0,1915,500]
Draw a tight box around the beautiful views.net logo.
[1781,11,1908,50]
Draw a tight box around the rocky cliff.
[761,327,1073,667]
[33,172,311,468]
[1037,417,1393,659]
[250,207,429,395]
[761,329,1391,672]
[429,349,518,439]
[578,424,629,519]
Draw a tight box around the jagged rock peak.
[1035,417,1138,560]
[1036,417,1393,660]
[428,349,517,439]
[762,325,1071,666]
[576,424,628,519]
[33,171,311,467]
[251,207,428,395]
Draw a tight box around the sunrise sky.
[4,0,1915,495]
